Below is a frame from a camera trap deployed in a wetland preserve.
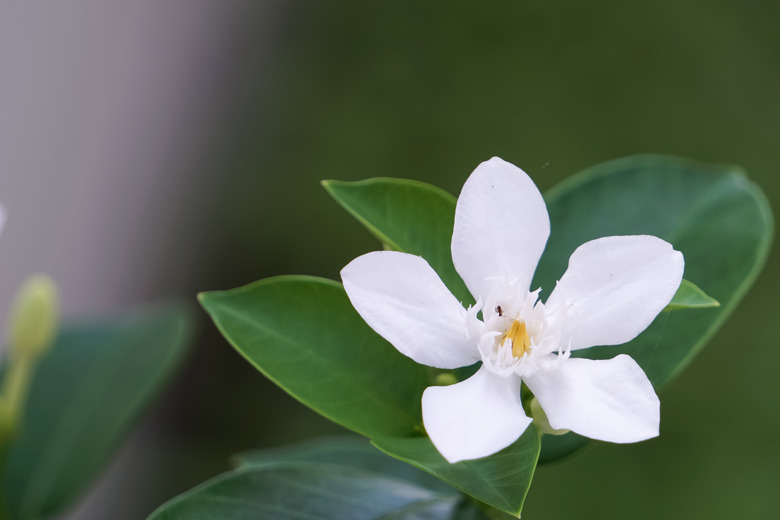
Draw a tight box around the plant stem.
[0,356,34,446]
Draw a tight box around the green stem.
[0,356,36,520]
[0,355,34,443]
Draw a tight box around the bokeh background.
[0,1,777,518]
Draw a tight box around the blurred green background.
[155,2,778,519]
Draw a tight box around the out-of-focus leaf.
[199,276,428,438]
[147,463,460,520]
[372,427,540,517]
[2,303,194,519]
[234,435,449,492]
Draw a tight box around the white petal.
[545,235,684,350]
[524,355,659,443]
[422,366,532,463]
[341,251,480,369]
[451,157,550,300]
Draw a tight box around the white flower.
[341,157,684,463]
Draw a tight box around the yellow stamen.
[501,320,532,358]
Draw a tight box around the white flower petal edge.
[525,355,660,443]
[451,157,550,301]
[422,366,532,463]
[341,250,480,369]
[545,235,684,350]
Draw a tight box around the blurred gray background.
[0,1,777,519]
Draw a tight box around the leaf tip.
[321,179,345,194]
[197,291,219,313]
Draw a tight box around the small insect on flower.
[341,157,683,463]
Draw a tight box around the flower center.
[500,320,532,358]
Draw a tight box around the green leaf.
[664,279,720,311]
[199,276,429,438]
[372,426,540,517]
[323,178,472,304]
[147,463,460,520]
[2,303,194,520]
[234,435,450,492]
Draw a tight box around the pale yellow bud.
[433,372,458,386]
[7,274,60,360]
[530,397,570,436]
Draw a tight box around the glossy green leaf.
[147,463,460,520]
[234,435,449,492]
[199,276,429,438]
[323,178,472,304]
[664,279,720,311]
[372,427,540,517]
[2,303,194,520]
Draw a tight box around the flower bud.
[530,397,570,436]
[7,274,60,360]
[433,373,458,386]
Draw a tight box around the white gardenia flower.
[341,157,684,463]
